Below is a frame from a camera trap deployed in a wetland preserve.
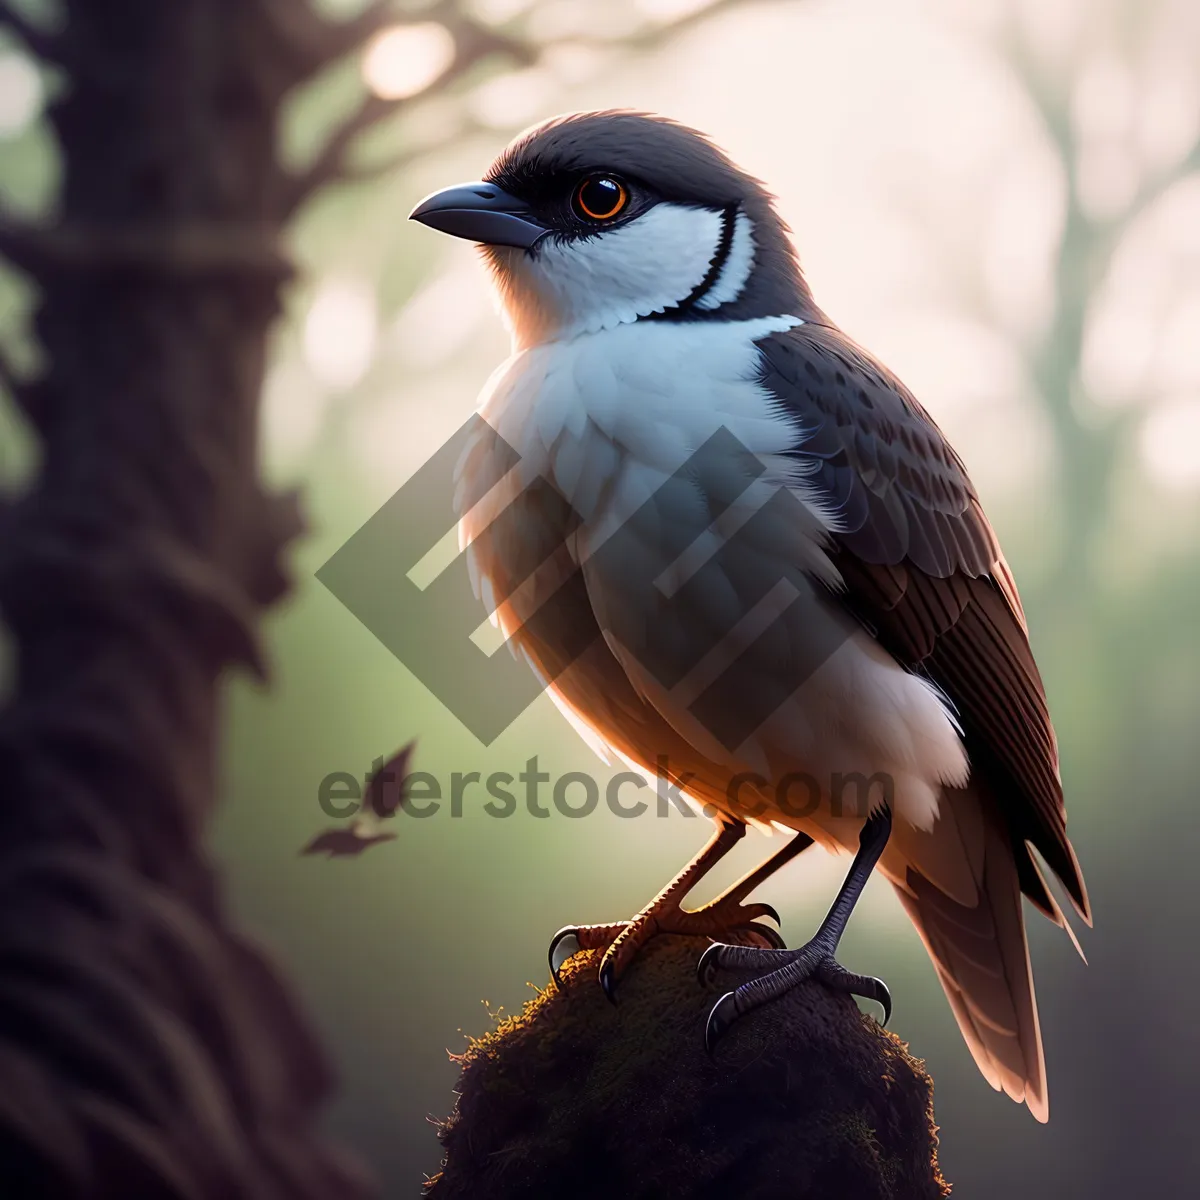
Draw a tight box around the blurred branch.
[262,0,395,80]
[1106,131,1200,242]
[334,114,495,191]
[995,11,1126,600]
[1004,2,1200,271]
[283,1,539,214]
[997,0,1200,607]
[284,92,414,215]
[285,0,783,210]
[999,20,1072,157]
[608,0,770,48]
[0,218,291,279]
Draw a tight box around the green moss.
[429,936,949,1199]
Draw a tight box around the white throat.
[484,204,757,349]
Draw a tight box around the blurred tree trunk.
[0,2,385,1195]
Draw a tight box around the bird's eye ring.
[573,175,629,222]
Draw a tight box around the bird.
[409,110,1090,1121]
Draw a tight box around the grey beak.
[408,181,548,249]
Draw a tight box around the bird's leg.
[550,821,815,1002]
[699,805,893,1053]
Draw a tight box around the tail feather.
[891,794,1049,1121]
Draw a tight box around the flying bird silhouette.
[410,111,1090,1120]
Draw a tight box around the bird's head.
[410,110,812,347]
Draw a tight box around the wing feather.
[757,322,1090,923]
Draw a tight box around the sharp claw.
[872,978,893,1027]
[598,958,618,1005]
[817,960,893,1026]
[758,902,782,927]
[851,977,892,1027]
[697,941,726,988]
[548,926,582,987]
[705,991,739,1056]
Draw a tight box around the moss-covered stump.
[427,935,948,1199]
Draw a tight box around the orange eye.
[573,175,628,222]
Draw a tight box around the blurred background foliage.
[2,0,1200,1194]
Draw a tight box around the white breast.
[468,316,813,524]
[455,317,969,839]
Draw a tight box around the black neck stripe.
[646,203,739,321]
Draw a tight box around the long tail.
[886,785,1055,1121]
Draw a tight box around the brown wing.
[757,322,1090,922]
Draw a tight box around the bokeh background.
[3,0,1199,1194]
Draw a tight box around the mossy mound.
[427,935,948,1199]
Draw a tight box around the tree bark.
[427,937,948,1200]
[0,3,371,1196]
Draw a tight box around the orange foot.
[549,822,813,1003]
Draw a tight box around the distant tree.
[979,1,1198,603]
